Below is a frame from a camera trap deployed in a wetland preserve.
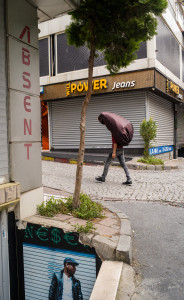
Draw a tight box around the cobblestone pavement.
[42,160,184,300]
[42,161,184,205]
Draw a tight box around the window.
[39,38,49,77]
[156,18,180,78]
[57,33,105,74]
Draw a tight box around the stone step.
[90,261,123,300]
[116,263,135,300]
[90,261,135,300]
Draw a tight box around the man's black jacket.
[49,270,83,300]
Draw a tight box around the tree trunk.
[72,42,95,208]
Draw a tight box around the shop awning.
[27,0,80,22]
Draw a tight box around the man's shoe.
[95,176,105,182]
[122,180,132,185]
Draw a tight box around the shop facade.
[0,0,80,299]
[41,69,184,158]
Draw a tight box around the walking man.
[95,135,132,185]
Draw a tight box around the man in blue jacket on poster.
[49,257,83,300]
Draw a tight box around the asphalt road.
[108,201,184,300]
[42,160,184,300]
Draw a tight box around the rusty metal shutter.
[50,91,146,150]
[149,92,174,146]
[0,0,8,182]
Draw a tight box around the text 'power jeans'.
[101,149,131,181]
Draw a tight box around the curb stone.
[101,204,132,264]
[164,165,171,170]
[79,205,133,263]
[116,235,132,264]
[146,164,155,170]
[42,155,179,171]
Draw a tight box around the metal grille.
[136,42,147,59]
[57,34,105,74]
[57,33,146,74]
[156,18,180,78]
[149,92,174,146]
[177,106,184,145]
[50,91,146,149]
[39,38,49,77]
[0,0,8,181]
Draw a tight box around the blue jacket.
[49,270,83,300]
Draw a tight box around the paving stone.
[98,217,119,227]
[94,223,119,237]
[139,164,147,170]
[42,160,184,217]
[164,165,171,170]
[117,212,129,219]
[92,235,117,260]
[155,165,163,171]
[23,215,73,232]
[171,165,177,169]
[120,219,132,236]
[79,233,94,247]
[146,165,155,170]
[54,214,72,221]
[116,235,132,264]
[68,217,87,226]
[127,163,139,170]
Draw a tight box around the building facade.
[0,0,80,299]
[39,1,184,158]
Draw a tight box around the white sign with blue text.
[149,145,173,156]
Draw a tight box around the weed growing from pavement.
[73,221,96,233]
[37,193,104,220]
[138,156,164,165]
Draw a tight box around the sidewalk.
[42,150,184,171]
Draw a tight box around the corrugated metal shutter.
[177,106,184,145]
[50,91,146,149]
[23,243,96,300]
[0,0,8,181]
[149,92,174,146]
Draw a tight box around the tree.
[140,118,157,158]
[66,0,167,208]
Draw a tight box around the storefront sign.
[166,79,179,95]
[8,0,41,192]
[66,79,108,96]
[112,80,136,90]
[149,145,173,156]
[41,70,155,101]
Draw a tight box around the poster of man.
[49,257,83,300]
